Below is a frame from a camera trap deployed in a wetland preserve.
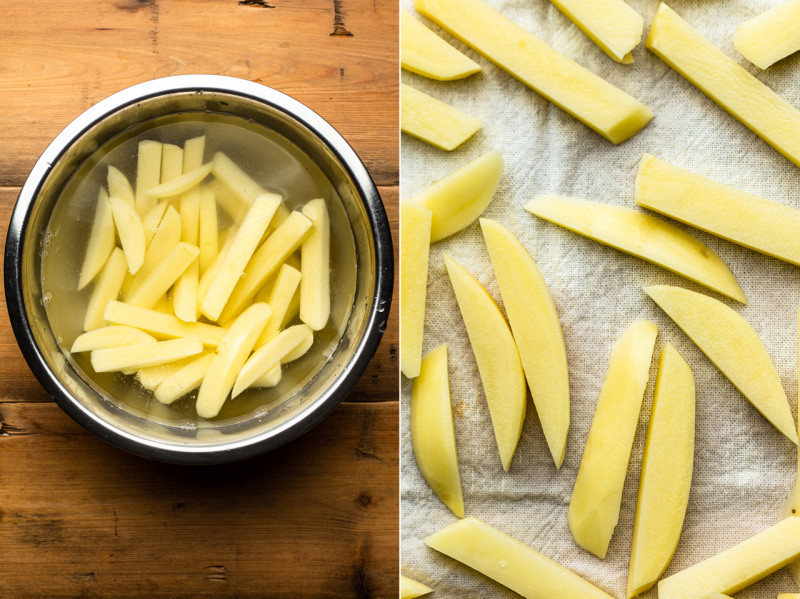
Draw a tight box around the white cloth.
[400,1,800,597]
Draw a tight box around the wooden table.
[0,2,398,596]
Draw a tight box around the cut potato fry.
[647,2,800,167]
[198,186,219,274]
[208,180,246,222]
[211,151,270,205]
[251,364,283,389]
[733,0,800,69]
[645,285,798,444]
[70,325,156,353]
[232,324,313,397]
[135,140,162,216]
[400,574,433,599]
[160,143,184,184]
[104,300,225,347]
[218,210,314,325]
[84,248,128,331]
[628,343,695,598]
[415,0,653,143]
[173,261,199,323]
[299,199,330,331]
[200,194,281,321]
[415,150,503,243]
[400,200,432,379]
[411,344,464,517]
[426,517,616,599]
[91,336,203,372]
[400,9,481,80]
[197,226,236,302]
[280,326,313,363]
[444,253,526,471]
[636,154,800,268]
[196,303,271,418]
[107,166,135,207]
[142,201,169,247]
[126,242,199,309]
[658,517,800,599]
[401,83,482,151]
[109,196,146,275]
[525,194,746,303]
[137,357,197,391]
[147,162,214,199]
[256,264,302,346]
[568,320,658,559]
[78,188,116,290]
[126,205,182,298]
[182,135,205,170]
[174,164,201,322]
[549,0,643,64]
[480,218,570,469]
[154,352,215,404]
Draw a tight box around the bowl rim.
[4,74,394,464]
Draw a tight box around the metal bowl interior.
[5,75,393,464]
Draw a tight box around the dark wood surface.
[0,1,398,597]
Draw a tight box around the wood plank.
[0,0,398,188]
[0,184,397,404]
[0,400,398,598]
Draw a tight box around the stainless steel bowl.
[5,75,393,464]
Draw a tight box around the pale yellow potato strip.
[401,83,482,151]
[658,517,800,599]
[109,196,146,275]
[135,140,162,216]
[107,166,135,207]
[256,264,302,346]
[147,162,214,199]
[415,0,653,144]
[78,188,116,290]
[208,180,246,222]
[183,136,205,170]
[84,248,128,331]
[251,364,282,389]
[142,202,169,247]
[211,151,268,205]
[200,194,281,321]
[125,205,181,299]
[400,575,433,599]
[126,242,199,309]
[197,227,236,301]
[733,0,800,70]
[154,352,215,404]
[103,300,226,347]
[137,356,197,391]
[401,9,481,80]
[280,326,313,363]
[198,186,218,274]
[400,200,432,379]
[173,143,203,322]
[160,143,184,184]
[217,211,313,324]
[91,337,203,372]
[300,199,330,331]
[426,517,616,599]
[550,0,643,64]
[71,326,156,353]
[195,303,271,419]
[646,3,800,168]
[232,324,313,396]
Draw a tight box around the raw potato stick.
[401,83,482,151]
[299,199,330,331]
[200,194,281,322]
[135,140,162,216]
[107,166,135,207]
[400,9,481,80]
[549,0,643,64]
[647,2,800,167]
[104,300,226,347]
[255,264,302,346]
[733,0,800,69]
[126,242,200,309]
[415,0,653,143]
[91,337,203,372]
[78,188,116,290]
[71,326,156,353]
[141,202,169,247]
[84,248,128,331]
[109,196,146,275]
[400,200,432,379]
[154,352,215,404]
[125,205,182,299]
[160,143,184,184]
[217,210,313,324]
[195,302,271,418]
[147,162,214,199]
[198,186,218,274]
[426,517,616,599]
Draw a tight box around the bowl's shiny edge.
[5,74,394,464]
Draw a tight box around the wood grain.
[0,401,398,598]
[0,0,398,596]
